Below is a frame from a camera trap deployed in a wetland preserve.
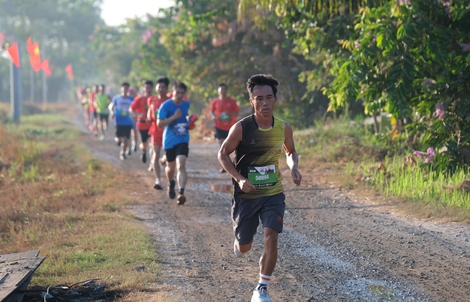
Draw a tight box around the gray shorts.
[231,192,285,245]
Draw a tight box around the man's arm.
[283,122,302,185]
[157,108,182,128]
[218,123,256,193]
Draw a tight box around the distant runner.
[147,77,170,190]
[157,81,191,204]
[88,85,99,136]
[210,83,239,173]
[96,84,111,141]
[109,82,134,160]
[218,74,302,302]
[128,86,139,154]
[130,80,153,164]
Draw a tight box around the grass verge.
[295,115,470,223]
[0,103,169,301]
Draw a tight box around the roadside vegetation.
[295,114,470,223]
[0,103,169,301]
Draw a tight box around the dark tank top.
[234,114,285,198]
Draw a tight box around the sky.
[100,0,174,26]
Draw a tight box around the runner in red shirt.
[147,77,170,190]
[130,81,153,163]
[88,85,99,136]
[211,83,239,172]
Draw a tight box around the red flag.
[41,59,52,77]
[65,64,74,80]
[31,43,41,72]
[7,42,20,67]
[0,33,4,42]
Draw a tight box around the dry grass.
[0,104,168,299]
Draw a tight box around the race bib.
[173,123,188,136]
[219,112,230,121]
[119,110,129,117]
[248,165,277,187]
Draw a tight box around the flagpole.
[42,39,47,104]
[10,42,22,123]
[30,67,35,103]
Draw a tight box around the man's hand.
[173,108,182,120]
[291,168,302,186]
[237,178,256,193]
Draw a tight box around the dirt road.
[81,121,470,302]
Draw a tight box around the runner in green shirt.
[96,84,111,141]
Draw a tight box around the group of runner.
[77,74,302,302]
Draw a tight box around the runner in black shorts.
[218,74,302,302]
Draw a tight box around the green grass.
[296,114,470,220]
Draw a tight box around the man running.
[96,84,111,140]
[157,81,191,205]
[130,80,153,163]
[88,85,99,136]
[109,82,134,160]
[210,83,239,173]
[148,77,170,190]
[218,74,302,302]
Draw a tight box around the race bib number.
[119,110,129,117]
[248,165,277,187]
[219,112,230,121]
[173,123,188,136]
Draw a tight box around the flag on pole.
[65,64,74,80]
[27,37,42,72]
[41,59,52,77]
[7,42,20,67]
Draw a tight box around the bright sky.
[101,0,174,26]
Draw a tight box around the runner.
[157,81,191,204]
[130,80,153,163]
[96,84,111,141]
[128,86,139,154]
[210,83,239,173]
[147,77,170,189]
[108,82,134,160]
[217,74,302,302]
[88,85,99,136]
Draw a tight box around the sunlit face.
[172,87,186,102]
[144,84,153,95]
[249,85,277,117]
[121,85,129,97]
[218,86,228,99]
[156,83,168,98]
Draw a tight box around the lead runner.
[218,74,302,302]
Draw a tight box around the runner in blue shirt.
[109,82,134,160]
[157,81,191,205]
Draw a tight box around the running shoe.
[251,288,271,302]
[126,148,131,155]
[153,180,163,190]
[99,135,105,141]
[234,240,244,257]
[141,153,147,163]
[177,194,186,205]
[168,185,176,199]
[119,152,126,160]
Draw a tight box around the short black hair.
[246,74,279,97]
[144,80,154,86]
[156,77,170,87]
[121,82,130,87]
[174,81,187,92]
[219,83,228,89]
